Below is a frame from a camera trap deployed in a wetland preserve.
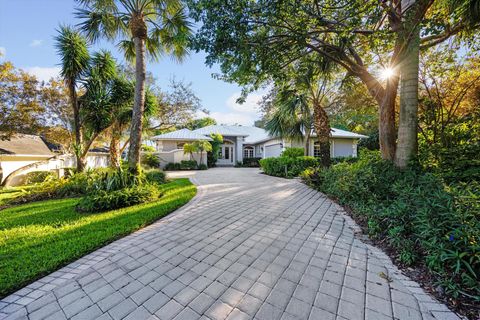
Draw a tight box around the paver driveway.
[1,168,460,320]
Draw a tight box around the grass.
[0,178,196,297]
[0,186,34,206]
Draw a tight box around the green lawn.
[0,178,196,297]
[0,186,33,206]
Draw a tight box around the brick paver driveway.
[1,168,460,320]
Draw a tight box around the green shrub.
[145,169,166,184]
[180,160,198,170]
[76,184,160,213]
[301,151,480,300]
[197,164,208,170]
[141,152,160,168]
[164,161,199,171]
[281,147,304,158]
[23,171,56,185]
[260,156,318,178]
[237,157,262,167]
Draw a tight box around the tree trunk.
[312,102,331,167]
[356,68,397,161]
[68,81,85,172]
[109,126,121,168]
[127,36,147,174]
[395,8,421,168]
[379,76,399,161]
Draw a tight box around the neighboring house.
[151,125,367,167]
[0,134,109,186]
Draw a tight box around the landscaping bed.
[301,152,479,318]
[0,178,196,297]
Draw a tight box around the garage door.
[264,144,282,158]
[333,140,354,157]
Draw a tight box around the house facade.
[151,125,367,167]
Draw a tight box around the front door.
[217,144,235,166]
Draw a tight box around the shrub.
[23,171,56,185]
[260,156,318,178]
[198,164,208,170]
[145,169,166,184]
[141,152,160,168]
[236,157,262,167]
[281,147,304,158]
[301,151,480,300]
[180,160,198,170]
[164,161,199,171]
[76,184,160,213]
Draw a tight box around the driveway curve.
[1,168,460,320]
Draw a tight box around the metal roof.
[151,129,213,141]
[151,126,367,144]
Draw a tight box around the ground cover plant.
[301,151,479,315]
[0,178,196,297]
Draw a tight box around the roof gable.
[0,134,54,156]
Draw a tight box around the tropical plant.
[183,143,197,161]
[76,0,192,174]
[192,140,212,166]
[207,133,223,167]
[55,25,90,171]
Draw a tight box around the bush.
[260,156,318,178]
[76,184,160,213]
[301,151,480,300]
[141,152,160,168]
[236,157,262,167]
[198,164,208,170]
[164,160,200,171]
[23,171,56,185]
[145,169,166,184]
[281,147,305,158]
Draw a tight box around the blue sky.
[0,0,263,125]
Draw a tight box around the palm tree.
[192,140,212,166]
[265,88,313,156]
[265,60,337,167]
[75,0,192,174]
[55,25,90,171]
[183,143,196,161]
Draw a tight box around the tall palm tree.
[193,140,212,166]
[266,61,337,167]
[55,25,90,171]
[75,0,192,174]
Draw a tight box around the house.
[0,134,109,186]
[151,125,367,167]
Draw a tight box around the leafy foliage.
[260,156,318,178]
[141,152,161,168]
[207,133,223,168]
[164,160,198,171]
[281,147,304,158]
[236,157,262,168]
[76,184,159,213]
[23,171,57,185]
[301,151,480,301]
[145,169,166,185]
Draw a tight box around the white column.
[236,136,243,163]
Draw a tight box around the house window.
[313,142,320,158]
[243,147,254,158]
[177,142,185,149]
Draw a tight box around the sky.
[0,0,264,126]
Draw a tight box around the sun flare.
[381,67,395,79]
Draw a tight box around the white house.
[151,125,367,167]
[0,134,110,186]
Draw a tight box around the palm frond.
[54,25,90,81]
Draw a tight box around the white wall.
[155,149,207,169]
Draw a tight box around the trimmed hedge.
[260,156,318,178]
[164,160,199,171]
[301,151,479,301]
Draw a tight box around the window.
[243,147,254,158]
[313,142,320,158]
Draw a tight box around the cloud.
[29,40,44,47]
[0,47,6,59]
[26,66,61,82]
[209,91,264,126]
